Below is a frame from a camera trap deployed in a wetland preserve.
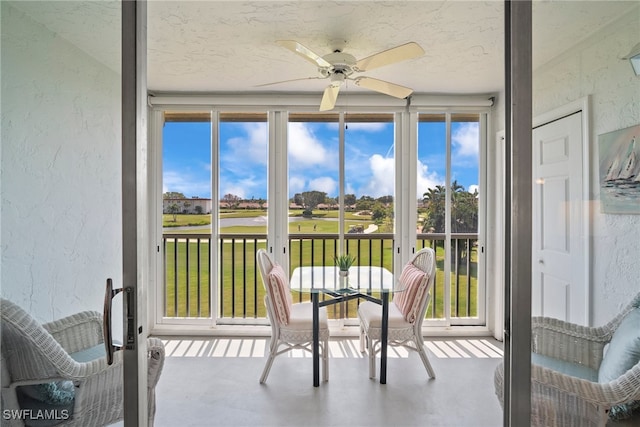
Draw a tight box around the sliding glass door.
[152,105,487,328]
[218,113,269,322]
[417,113,484,326]
[161,111,213,322]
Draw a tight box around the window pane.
[288,113,339,266]
[418,114,447,319]
[219,113,268,234]
[219,112,268,319]
[344,113,395,271]
[162,111,212,318]
[450,113,480,318]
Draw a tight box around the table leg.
[312,292,319,387]
[380,291,389,384]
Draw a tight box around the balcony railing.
[162,233,479,323]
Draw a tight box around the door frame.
[532,96,591,325]
[122,0,149,425]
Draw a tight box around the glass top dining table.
[289,265,396,292]
[289,265,398,387]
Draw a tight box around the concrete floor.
[151,337,504,427]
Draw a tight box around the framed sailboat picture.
[598,124,640,213]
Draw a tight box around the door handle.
[103,278,123,365]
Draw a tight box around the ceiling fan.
[258,40,425,111]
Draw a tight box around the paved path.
[363,224,378,233]
[164,217,379,233]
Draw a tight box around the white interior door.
[532,111,587,324]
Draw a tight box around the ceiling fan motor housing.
[319,51,357,79]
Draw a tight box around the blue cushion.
[69,344,106,363]
[18,381,74,405]
[16,390,74,427]
[599,308,640,382]
[598,308,640,420]
[532,353,599,382]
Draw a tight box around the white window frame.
[147,94,493,334]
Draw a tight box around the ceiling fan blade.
[254,76,325,87]
[319,84,340,111]
[355,42,424,72]
[354,77,413,99]
[277,40,332,68]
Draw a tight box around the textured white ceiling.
[146,0,506,94]
[9,1,638,97]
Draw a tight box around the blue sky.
[162,119,479,200]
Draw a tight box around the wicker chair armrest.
[532,317,611,369]
[7,346,122,387]
[532,362,640,408]
[60,350,122,382]
[43,311,104,354]
[68,340,164,384]
[147,337,165,390]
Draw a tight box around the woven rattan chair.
[0,298,165,426]
[358,247,437,379]
[256,249,330,384]
[494,292,640,427]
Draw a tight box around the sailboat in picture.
[599,125,640,214]
[605,136,639,182]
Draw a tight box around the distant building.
[163,197,212,214]
[220,201,268,209]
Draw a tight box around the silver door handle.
[103,278,123,365]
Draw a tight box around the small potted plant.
[334,253,357,288]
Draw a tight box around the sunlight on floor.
[161,338,503,359]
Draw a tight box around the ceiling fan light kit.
[262,40,425,111]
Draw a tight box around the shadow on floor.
[153,337,504,427]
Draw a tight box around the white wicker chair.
[494,292,640,427]
[0,298,165,426]
[357,247,437,380]
[256,249,330,384]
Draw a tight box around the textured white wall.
[1,3,122,322]
[532,7,640,325]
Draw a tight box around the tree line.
[163,181,478,234]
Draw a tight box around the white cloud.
[468,184,479,195]
[359,156,444,199]
[363,154,394,197]
[309,176,337,195]
[452,123,479,158]
[226,181,265,200]
[289,176,306,195]
[288,122,330,168]
[222,185,247,199]
[345,182,356,195]
[225,122,268,166]
[416,161,443,199]
[221,174,267,200]
[163,170,210,198]
[346,122,388,132]
[217,123,269,198]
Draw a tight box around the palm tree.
[422,185,447,232]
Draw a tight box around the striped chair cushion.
[394,262,428,323]
[268,264,292,325]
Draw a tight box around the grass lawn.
[220,210,265,219]
[164,236,478,320]
[163,209,375,232]
[163,214,211,227]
